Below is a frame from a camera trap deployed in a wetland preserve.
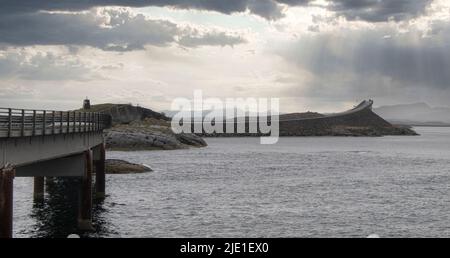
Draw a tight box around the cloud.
[0,8,246,51]
[328,0,433,22]
[0,50,96,81]
[0,0,290,20]
[274,23,450,103]
[0,0,432,21]
[178,30,247,48]
[0,0,435,53]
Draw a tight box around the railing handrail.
[0,107,103,114]
[0,107,111,138]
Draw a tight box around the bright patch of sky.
[138,6,268,33]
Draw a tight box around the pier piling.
[0,166,15,238]
[78,150,94,231]
[95,144,106,199]
[33,177,45,201]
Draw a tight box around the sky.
[0,0,449,113]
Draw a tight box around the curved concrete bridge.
[197,99,393,136]
[0,107,111,238]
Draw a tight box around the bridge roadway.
[0,107,112,238]
[192,99,387,136]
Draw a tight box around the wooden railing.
[0,108,111,138]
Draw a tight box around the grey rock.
[105,127,207,151]
[105,159,152,174]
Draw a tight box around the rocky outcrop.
[105,118,207,150]
[80,103,207,151]
[105,159,152,174]
[81,103,170,125]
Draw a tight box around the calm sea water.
[13,127,450,238]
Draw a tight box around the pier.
[0,107,111,238]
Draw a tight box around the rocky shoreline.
[200,125,418,137]
[105,118,207,151]
[327,125,418,137]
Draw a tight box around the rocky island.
[80,102,207,151]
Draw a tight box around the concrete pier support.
[33,177,45,201]
[46,176,56,186]
[0,165,15,238]
[78,150,94,231]
[95,144,106,199]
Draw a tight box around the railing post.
[78,112,82,133]
[32,110,36,136]
[67,112,70,133]
[86,113,89,132]
[7,108,11,138]
[73,112,77,133]
[87,113,90,132]
[21,110,25,137]
[60,111,63,134]
[42,110,46,136]
[84,113,87,132]
[52,111,55,135]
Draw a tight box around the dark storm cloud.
[0,0,288,19]
[0,0,432,21]
[0,8,245,51]
[0,0,436,52]
[328,0,432,22]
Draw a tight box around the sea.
[12,127,450,238]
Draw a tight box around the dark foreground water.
[13,127,450,238]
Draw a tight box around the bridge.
[0,107,111,238]
[196,99,392,136]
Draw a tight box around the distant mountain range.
[374,103,450,126]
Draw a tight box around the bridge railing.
[0,108,111,138]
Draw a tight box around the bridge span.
[0,107,111,238]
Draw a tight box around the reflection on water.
[26,178,114,238]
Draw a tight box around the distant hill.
[374,103,450,126]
